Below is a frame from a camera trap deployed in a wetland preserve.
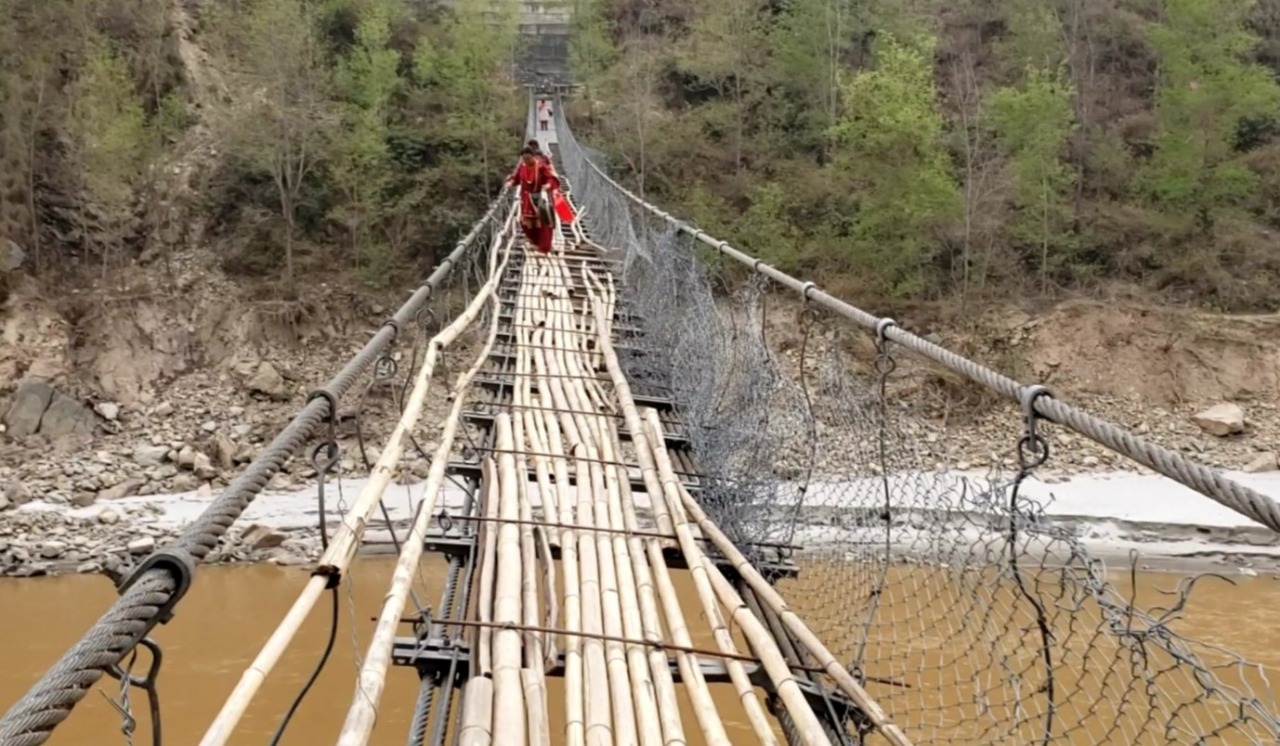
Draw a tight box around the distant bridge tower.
[513,0,572,88]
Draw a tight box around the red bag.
[553,190,576,223]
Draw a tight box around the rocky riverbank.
[3,286,1280,579]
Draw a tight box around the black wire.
[268,438,340,745]
[266,585,340,746]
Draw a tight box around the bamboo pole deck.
[330,178,911,746]
[198,206,518,746]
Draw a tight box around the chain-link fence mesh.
[552,103,1280,744]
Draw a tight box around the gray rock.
[245,362,289,400]
[154,401,175,417]
[1244,453,1279,473]
[171,473,200,492]
[127,537,156,555]
[1192,403,1246,437]
[201,420,218,433]
[3,380,55,438]
[177,445,197,469]
[39,541,67,559]
[5,481,32,504]
[134,444,170,467]
[94,402,121,421]
[38,393,96,439]
[192,453,217,480]
[98,509,121,525]
[213,432,236,469]
[98,477,145,501]
[0,493,8,512]
[70,491,97,507]
[241,524,286,550]
[233,443,255,464]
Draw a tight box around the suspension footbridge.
[2,96,1280,746]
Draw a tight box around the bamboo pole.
[578,272,677,542]
[527,268,589,746]
[335,218,516,745]
[199,207,517,746]
[586,391,664,746]
[576,273,730,746]
[458,676,495,746]
[586,276,823,743]
[455,459,496,746]
[573,268,691,746]
[513,261,551,746]
[492,413,527,746]
[607,421,688,746]
[536,523,559,671]
[674,479,915,746]
[522,669,551,746]
[549,266,663,746]
[543,259,644,746]
[641,413,779,745]
[477,458,501,677]
[540,259,625,745]
[515,259,560,670]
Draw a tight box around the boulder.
[192,452,218,480]
[127,537,156,555]
[245,362,289,400]
[213,432,236,469]
[93,402,121,421]
[134,444,170,467]
[3,380,55,438]
[3,481,32,506]
[171,473,200,492]
[1192,403,1246,437]
[241,524,286,550]
[38,393,96,439]
[98,477,146,501]
[1244,453,1279,474]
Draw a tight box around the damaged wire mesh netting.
[554,103,1280,744]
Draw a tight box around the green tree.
[997,0,1068,75]
[678,0,769,169]
[218,0,333,283]
[833,33,959,296]
[569,0,619,100]
[1145,0,1280,231]
[68,32,148,280]
[330,0,400,285]
[413,0,519,196]
[989,67,1078,292]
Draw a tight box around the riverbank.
[3,469,1278,580]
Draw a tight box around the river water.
[2,557,1279,745]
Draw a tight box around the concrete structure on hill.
[516,0,572,86]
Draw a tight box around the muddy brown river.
[2,556,1278,744]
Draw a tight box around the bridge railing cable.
[0,186,513,746]
[550,96,1280,538]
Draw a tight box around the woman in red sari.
[507,145,560,254]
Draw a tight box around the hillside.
[569,0,1280,311]
[0,0,1278,546]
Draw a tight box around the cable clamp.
[116,546,198,625]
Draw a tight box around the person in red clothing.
[507,145,559,254]
[528,140,552,169]
[525,140,577,227]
